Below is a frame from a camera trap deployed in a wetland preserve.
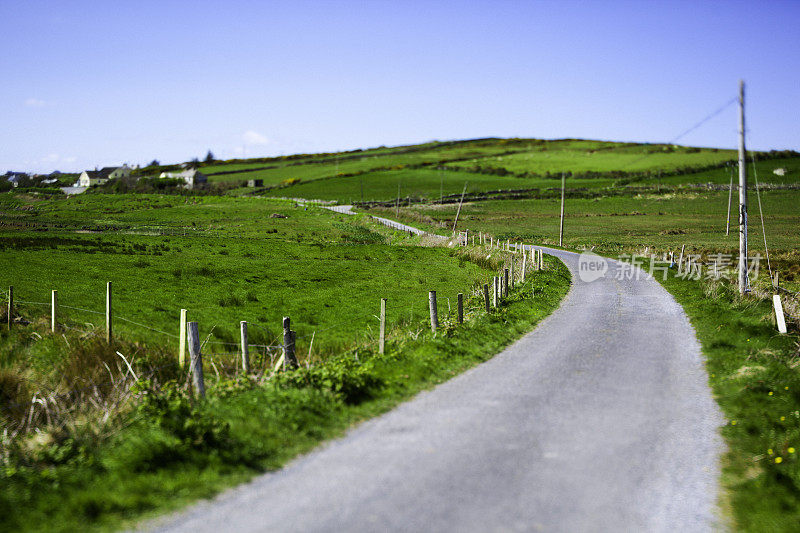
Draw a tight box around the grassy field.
[118,137,799,207]
[258,167,608,204]
[214,138,794,204]
[0,193,494,352]
[378,189,800,252]
[445,142,735,174]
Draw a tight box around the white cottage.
[78,165,131,187]
[159,169,207,189]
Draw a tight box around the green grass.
[179,137,800,204]
[260,167,592,204]
[446,142,736,174]
[369,190,800,262]
[185,137,793,204]
[655,156,800,187]
[658,268,800,531]
[0,241,571,532]
[0,194,493,353]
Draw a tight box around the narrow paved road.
[152,246,724,532]
[325,204,442,237]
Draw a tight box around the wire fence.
[1,236,535,437]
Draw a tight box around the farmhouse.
[159,168,207,189]
[78,165,131,187]
[3,171,28,187]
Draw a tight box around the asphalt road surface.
[151,246,724,533]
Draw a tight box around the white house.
[4,172,28,187]
[159,169,207,189]
[78,164,132,187]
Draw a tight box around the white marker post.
[773,294,787,334]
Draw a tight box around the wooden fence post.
[179,309,187,367]
[105,281,112,344]
[429,291,438,333]
[283,317,298,369]
[7,286,12,330]
[186,321,205,398]
[51,290,57,332]
[492,277,498,307]
[483,283,490,313]
[379,298,387,354]
[521,251,527,283]
[774,271,779,289]
[504,269,509,297]
[240,320,250,372]
[510,260,515,288]
[457,293,464,324]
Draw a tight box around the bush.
[276,354,384,404]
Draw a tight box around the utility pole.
[726,163,734,236]
[452,182,468,235]
[737,80,748,294]
[559,172,565,247]
[439,167,443,204]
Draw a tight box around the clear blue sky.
[2,0,798,173]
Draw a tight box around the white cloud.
[242,130,270,146]
[24,98,47,108]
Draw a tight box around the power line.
[616,96,738,174]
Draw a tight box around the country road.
[150,237,724,532]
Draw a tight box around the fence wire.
[3,234,536,436]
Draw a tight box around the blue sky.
[1,0,798,173]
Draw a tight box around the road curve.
[324,204,441,237]
[150,246,724,533]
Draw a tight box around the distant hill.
[175,138,800,203]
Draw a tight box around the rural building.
[159,168,208,189]
[247,179,263,187]
[78,165,132,187]
[3,171,28,187]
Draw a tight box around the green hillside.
[179,138,797,204]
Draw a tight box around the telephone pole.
[725,163,734,236]
[439,167,443,204]
[559,172,565,247]
[452,182,468,235]
[737,80,748,294]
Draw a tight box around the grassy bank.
[658,269,799,530]
[0,252,570,532]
